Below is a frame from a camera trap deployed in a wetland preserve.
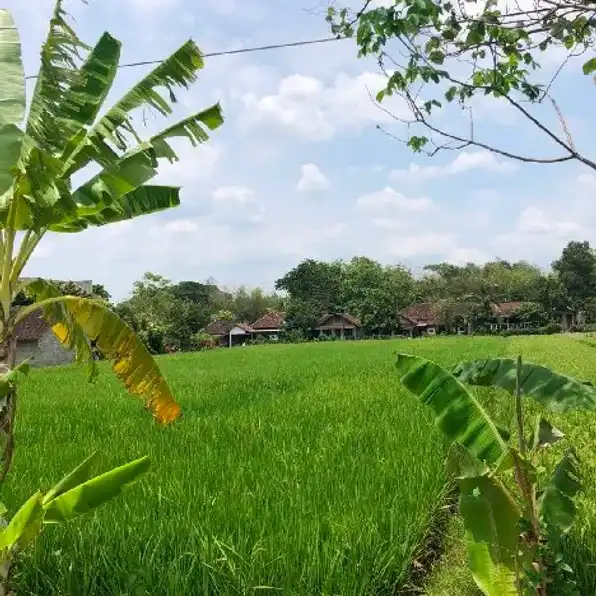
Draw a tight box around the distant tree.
[91,284,111,303]
[552,241,596,309]
[341,257,415,333]
[233,286,282,324]
[276,259,344,331]
[211,309,234,322]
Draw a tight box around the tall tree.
[552,241,596,308]
[341,257,415,333]
[329,1,596,172]
[276,259,344,330]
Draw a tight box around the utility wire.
[24,35,346,80]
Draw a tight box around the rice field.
[4,335,596,595]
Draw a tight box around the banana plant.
[395,353,593,595]
[0,2,224,479]
[0,452,150,596]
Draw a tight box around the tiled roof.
[14,310,50,341]
[316,313,362,328]
[491,301,526,316]
[251,311,285,330]
[400,303,441,326]
[204,320,253,335]
[204,320,235,336]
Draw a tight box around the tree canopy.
[328,0,596,170]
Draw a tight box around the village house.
[251,311,285,341]
[314,313,362,340]
[399,303,443,336]
[399,300,576,336]
[203,319,254,347]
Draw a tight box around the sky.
[6,0,596,301]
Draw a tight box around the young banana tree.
[0,1,223,480]
[395,354,593,595]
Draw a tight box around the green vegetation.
[1,335,596,594]
[329,0,596,172]
[118,240,596,352]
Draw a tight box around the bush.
[281,329,306,344]
[192,331,217,351]
[539,322,563,335]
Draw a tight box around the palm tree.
[0,2,223,479]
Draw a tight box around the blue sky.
[7,0,596,300]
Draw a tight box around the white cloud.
[297,163,331,192]
[577,173,596,188]
[356,187,433,211]
[387,233,488,262]
[371,217,407,230]
[241,71,407,141]
[165,220,199,233]
[389,150,517,182]
[212,186,255,203]
[154,142,220,187]
[211,186,264,225]
[515,207,581,237]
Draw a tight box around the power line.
[24,35,346,80]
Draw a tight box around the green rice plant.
[4,338,504,595]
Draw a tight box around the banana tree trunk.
[0,335,17,483]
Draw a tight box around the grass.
[4,335,596,594]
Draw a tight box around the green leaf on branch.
[459,474,523,596]
[582,57,596,75]
[452,358,596,412]
[395,354,509,467]
[407,136,428,152]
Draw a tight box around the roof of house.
[13,310,50,341]
[491,301,527,317]
[204,320,253,335]
[316,313,362,328]
[251,311,286,330]
[400,303,441,326]
[204,320,235,336]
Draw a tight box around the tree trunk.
[0,335,17,483]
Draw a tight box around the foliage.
[192,331,217,350]
[552,241,596,310]
[276,259,344,331]
[0,453,149,593]
[328,0,596,171]
[396,352,596,594]
[0,1,225,589]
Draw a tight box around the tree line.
[28,240,593,353]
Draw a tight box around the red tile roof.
[315,313,362,328]
[204,320,235,336]
[491,301,525,317]
[400,303,441,326]
[251,311,285,330]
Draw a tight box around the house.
[314,313,362,339]
[203,320,254,347]
[2,310,74,368]
[489,301,529,331]
[251,311,285,341]
[557,307,584,331]
[399,303,443,336]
